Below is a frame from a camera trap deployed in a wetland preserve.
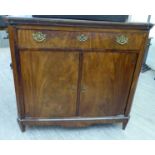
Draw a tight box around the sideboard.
[7,17,153,131]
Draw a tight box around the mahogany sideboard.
[7,17,153,132]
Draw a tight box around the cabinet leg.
[17,119,26,132]
[122,119,128,130]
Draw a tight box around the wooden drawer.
[17,29,91,49]
[91,32,145,50]
[17,29,145,50]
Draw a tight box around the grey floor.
[0,47,155,140]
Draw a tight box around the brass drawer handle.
[116,35,128,45]
[77,34,88,42]
[32,32,46,42]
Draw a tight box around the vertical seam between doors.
[76,50,83,116]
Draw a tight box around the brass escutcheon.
[77,34,88,42]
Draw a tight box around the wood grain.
[20,51,79,118]
[17,29,91,50]
[91,32,146,50]
[17,29,145,51]
[79,52,137,116]
[125,33,149,116]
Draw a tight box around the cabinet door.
[20,51,79,118]
[79,52,137,117]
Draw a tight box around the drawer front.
[17,29,91,49]
[91,32,145,50]
[17,28,145,50]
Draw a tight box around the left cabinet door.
[19,51,79,118]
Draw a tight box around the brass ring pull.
[32,32,46,42]
[116,35,128,45]
[77,34,88,42]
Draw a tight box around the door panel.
[79,52,137,116]
[20,51,79,118]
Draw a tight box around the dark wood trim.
[123,53,138,114]
[16,26,148,33]
[8,26,23,119]
[124,33,149,116]
[17,118,26,132]
[19,115,129,123]
[122,119,129,130]
[6,17,153,30]
[14,29,26,120]
[17,48,140,53]
[8,26,25,119]
[76,51,83,115]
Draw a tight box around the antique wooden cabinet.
[7,17,153,131]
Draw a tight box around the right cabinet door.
[79,51,137,117]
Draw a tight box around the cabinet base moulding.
[18,115,129,132]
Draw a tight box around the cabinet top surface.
[6,16,153,30]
